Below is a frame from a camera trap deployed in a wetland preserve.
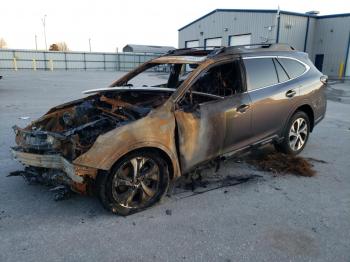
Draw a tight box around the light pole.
[35,34,38,50]
[42,15,47,50]
[88,38,91,52]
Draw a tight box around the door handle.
[286,89,296,98]
[236,104,250,113]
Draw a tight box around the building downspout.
[303,16,310,52]
[343,32,350,77]
[276,9,281,43]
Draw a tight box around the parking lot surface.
[0,71,349,262]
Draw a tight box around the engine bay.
[14,91,171,160]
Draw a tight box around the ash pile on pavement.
[243,149,319,177]
[169,147,325,199]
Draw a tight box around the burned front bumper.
[11,147,97,193]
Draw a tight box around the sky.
[0,0,349,52]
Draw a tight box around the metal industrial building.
[178,9,350,77]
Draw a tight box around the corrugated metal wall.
[179,11,277,48]
[312,16,350,76]
[178,10,350,76]
[178,11,310,50]
[278,14,308,51]
[0,49,158,71]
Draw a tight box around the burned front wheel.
[96,150,169,216]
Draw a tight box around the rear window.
[277,58,306,79]
[244,58,278,90]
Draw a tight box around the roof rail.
[224,43,295,53]
[164,43,296,58]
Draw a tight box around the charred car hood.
[14,88,173,161]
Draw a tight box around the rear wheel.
[96,150,169,216]
[275,111,310,155]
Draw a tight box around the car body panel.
[174,100,226,173]
[73,100,181,179]
[247,78,300,141]
[175,92,252,173]
[11,44,327,195]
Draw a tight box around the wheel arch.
[119,147,176,181]
[94,146,176,215]
[294,104,315,132]
[282,104,315,135]
[275,104,314,155]
[96,144,180,181]
[279,103,315,140]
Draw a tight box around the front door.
[174,59,252,173]
[174,100,226,173]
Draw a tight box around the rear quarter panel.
[277,53,326,135]
[298,61,327,124]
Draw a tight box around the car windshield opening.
[121,63,198,89]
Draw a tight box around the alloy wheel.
[111,157,161,208]
[289,117,308,151]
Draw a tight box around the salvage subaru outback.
[12,44,327,215]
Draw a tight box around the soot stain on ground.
[240,147,327,177]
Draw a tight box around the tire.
[275,111,310,155]
[96,150,169,216]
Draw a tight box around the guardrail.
[0,49,159,71]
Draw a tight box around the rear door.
[243,57,300,141]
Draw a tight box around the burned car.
[12,44,327,215]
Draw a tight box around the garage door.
[229,34,252,46]
[185,40,199,48]
[205,38,222,49]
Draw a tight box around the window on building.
[277,58,306,79]
[244,58,278,90]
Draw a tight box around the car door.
[243,57,299,141]
[174,60,252,173]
